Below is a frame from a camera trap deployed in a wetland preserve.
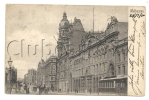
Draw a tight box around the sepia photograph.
[5,4,145,96]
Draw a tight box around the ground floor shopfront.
[71,75,99,93]
[57,79,69,92]
[45,81,56,91]
[70,75,127,94]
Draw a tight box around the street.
[12,90,125,96]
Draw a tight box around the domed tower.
[59,12,70,37]
[57,12,70,58]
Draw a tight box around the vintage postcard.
[5,5,146,96]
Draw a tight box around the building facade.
[22,13,128,94]
[24,74,28,84]
[5,66,17,93]
[24,69,37,86]
[69,16,128,93]
[28,69,37,85]
[45,56,57,91]
[57,14,128,94]
[56,12,87,92]
[37,59,45,87]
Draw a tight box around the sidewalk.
[46,91,122,96]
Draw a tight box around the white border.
[0,0,148,100]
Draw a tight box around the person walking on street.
[98,88,99,95]
[26,88,30,94]
[68,89,69,94]
[89,88,92,95]
[37,87,39,95]
[28,88,30,94]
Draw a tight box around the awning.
[99,76,127,81]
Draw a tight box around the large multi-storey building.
[69,17,128,93]
[45,56,57,91]
[5,66,17,84]
[23,13,128,94]
[37,59,45,87]
[5,66,17,93]
[56,13,128,94]
[56,12,87,92]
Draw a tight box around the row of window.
[45,76,55,81]
[71,63,126,78]
[57,71,67,79]
[73,62,108,77]
[117,65,126,75]
[117,50,126,62]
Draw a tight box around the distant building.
[37,59,45,87]
[24,69,37,85]
[24,74,28,84]
[28,69,37,85]
[5,66,17,93]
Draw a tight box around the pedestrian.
[26,88,30,94]
[28,88,30,94]
[89,88,91,95]
[26,88,28,94]
[37,87,39,95]
[39,87,42,95]
[67,89,69,94]
[39,87,41,95]
[98,88,99,95]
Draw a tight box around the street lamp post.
[7,57,13,94]
[8,57,13,67]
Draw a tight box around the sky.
[5,5,128,79]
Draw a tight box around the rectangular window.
[79,69,81,76]
[103,63,105,72]
[96,64,98,74]
[118,66,120,75]
[88,66,90,74]
[123,66,125,75]
[118,53,120,62]
[94,65,95,74]
[123,52,125,61]
[51,76,53,80]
